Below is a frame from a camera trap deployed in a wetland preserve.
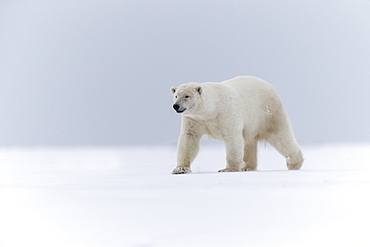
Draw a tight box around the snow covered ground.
[1,143,370,247]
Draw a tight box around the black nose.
[173,104,180,110]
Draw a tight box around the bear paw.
[218,168,240,173]
[287,162,302,170]
[241,166,257,171]
[172,167,192,174]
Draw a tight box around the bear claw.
[287,163,302,170]
[241,167,257,171]
[172,167,192,174]
[218,168,240,172]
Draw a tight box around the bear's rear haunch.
[170,76,303,174]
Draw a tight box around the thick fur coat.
[171,76,303,174]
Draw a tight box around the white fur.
[170,76,303,174]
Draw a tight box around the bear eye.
[185,95,190,98]
[175,96,178,98]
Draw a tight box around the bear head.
[170,83,202,115]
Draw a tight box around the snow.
[1,144,370,247]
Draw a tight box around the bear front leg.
[241,139,258,171]
[172,132,202,175]
[219,135,245,172]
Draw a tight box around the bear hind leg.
[265,132,303,170]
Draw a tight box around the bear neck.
[184,93,219,121]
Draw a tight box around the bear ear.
[170,87,177,94]
[196,86,202,95]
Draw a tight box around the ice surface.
[1,144,370,247]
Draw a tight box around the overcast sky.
[0,0,369,146]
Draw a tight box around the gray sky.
[0,0,369,146]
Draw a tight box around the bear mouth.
[176,108,186,113]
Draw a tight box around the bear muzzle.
[173,104,186,113]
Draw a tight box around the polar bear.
[170,76,303,174]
